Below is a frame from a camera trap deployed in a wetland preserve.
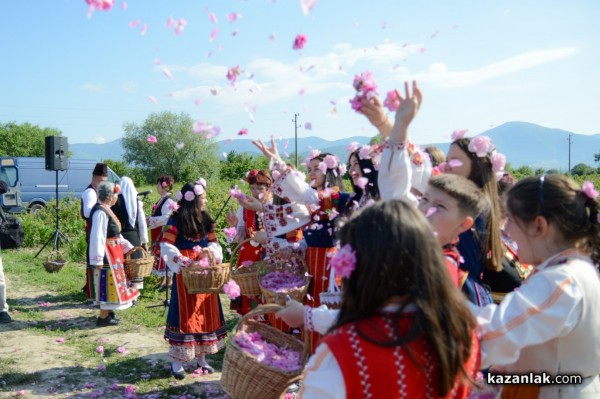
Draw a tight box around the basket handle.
[125,246,148,261]
[277,376,303,399]
[228,238,255,270]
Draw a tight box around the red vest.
[322,313,480,399]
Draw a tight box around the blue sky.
[1,0,598,147]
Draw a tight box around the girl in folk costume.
[147,175,176,291]
[159,180,226,379]
[88,182,140,327]
[444,134,509,306]
[471,175,600,399]
[300,200,480,399]
[225,169,273,316]
[345,143,381,215]
[111,176,149,289]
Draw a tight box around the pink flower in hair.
[468,136,493,157]
[196,177,207,188]
[339,164,347,176]
[451,129,468,141]
[193,184,204,196]
[317,162,327,173]
[346,142,359,153]
[223,280,241,299]
[307,149,321,161]
[330,244,357,279]
[161,181,167,188]
[184,191,195,201]
[358,145,372,160]
[383,90,400,112]
[491,152,506,173]
[176,191,183,201]
[581,181,599,200]
[323,155,338,169]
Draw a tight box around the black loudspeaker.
[45,136,69,171]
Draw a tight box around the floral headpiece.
[113,184,121,194]
[329,244,357,279]
[304,149,343,176]
[176,178,206,202]
[347,143,382,171]
[581,181,599,201]
[452,131,506,175]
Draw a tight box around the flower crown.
[176,178,206,202]
[304,150,345,176]
[346,142,383,171]
[113,184,121,194]
[451,130,506,174]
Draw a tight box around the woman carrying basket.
[89,181,140,327]
[159,179,226,379]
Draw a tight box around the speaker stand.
[35,170,69,258]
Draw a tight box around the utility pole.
[568,134,573,174]
[293,113,300,168]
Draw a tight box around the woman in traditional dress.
[111,176,149,289]
[159,179,226,379]
[88,181,140,327]
[147,175,176,291]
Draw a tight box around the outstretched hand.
[389,81,422,143]
[252,137,282,162]
[235,195,263,213]
[358,95,393,139]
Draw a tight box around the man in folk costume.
[226,169,273,316]
[159,179,226,379]
[110,176,149,289]
[89,181,140,327]
[147,175,176,291]
[81,163,108,300]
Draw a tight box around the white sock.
[197,355,208,367]
[172,361,184,372]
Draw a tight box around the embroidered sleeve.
[118,235,134,254]
[271,169,319,206]
[471,267,583,369]
[377,141,418,206]
[81,188,97,219]
[89,210,108,266]
[300,344,346,399]
[160,242,182,274]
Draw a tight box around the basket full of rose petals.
[221,304,306,399]
[181,248,231,294]
[229,238,263,297]
[258,255,309,306]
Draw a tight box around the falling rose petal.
[284,140,289,149]
[420,47,427,53]
[448,159,463,168]
[162,68,174,80]
[452,24,459,29]
[430,31,439,38]
[292,33,307,50]
[226,12,240,22]
[232,29,239,37]
[154,58,161,65]
[129,20,140,28]
[238,128,248,136]
[175,142,184,150]
[304,122,312,130]
[269,32,276,42]
[298,88,305,96]
[224,138,234,145]
[426,207,438,218]
[209,12,218,24]
[147,136,157,144]
[300,0,317,15]
[206,50,213,58]
[382,21,388,29]
[56,338,65,343]
[210,88,218,96]
[209,27,218,41]
[356,177,368,189]
[148,96,158,104]
[120,1,127,10]
[140,23,147,35]
[193,121,209,133]
[362,168,372,174]
[194,99,202,106]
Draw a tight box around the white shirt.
[147,197,175,230]
[88,209,133,265]
[81,187,97,219]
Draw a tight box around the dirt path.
[0,275,231,399]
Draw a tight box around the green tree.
[219,151,269,183]
[534,168,545,176]
[103,159,148,185]
[122,111,220,183]
[369,135,382,145]
[0,121,61,157]
[571,163,596,176]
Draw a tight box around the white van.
[0,157,120,212]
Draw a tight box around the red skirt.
[229,241,263,316]
[150,227,168,276]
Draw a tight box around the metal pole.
[568,134,573,174]
[293,113,299,169]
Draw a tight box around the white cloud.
[412,48,578,88]
[80,83,106,93]
[93,136,106,144]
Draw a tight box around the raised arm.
[251,137,283,163]
[358,95,393,139]
[388,80,422,144]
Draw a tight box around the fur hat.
[93,163,108,177]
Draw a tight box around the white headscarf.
[118,176,138,228]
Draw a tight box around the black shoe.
[96,316,120,327]
[171,366,185,380]
[108,311,119,321]
[0,311,12,324]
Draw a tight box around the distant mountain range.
[71,122,600,170]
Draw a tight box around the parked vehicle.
[0,157,120,212]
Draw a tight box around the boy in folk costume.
[81,163,108,300]
[159,180,226,379]
[88,181,139,327]
[147,175,176,291]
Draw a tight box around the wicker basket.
[319,266,343,309]
[43,251,66,273]
[181,250,231,294]
[221,304,306,399]
[259,255,309,306]
[230,238,262,297]
[124,246,154,280]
